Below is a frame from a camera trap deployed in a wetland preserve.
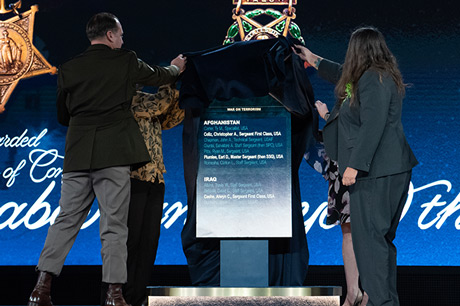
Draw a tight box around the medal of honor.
[0,0,56,113]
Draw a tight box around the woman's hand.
[291,45,310,61]
[315,100,329,120]
[342,167,358,186]
[292,45,323,69]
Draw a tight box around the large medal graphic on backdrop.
[0,0,56,113]
[0,0,459,267]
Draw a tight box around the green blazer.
[320,59,418,178]
[57,44,180,173]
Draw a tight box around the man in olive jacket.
[27,12,185,306]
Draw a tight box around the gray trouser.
[350,170,412,306]
[37,166,131,283]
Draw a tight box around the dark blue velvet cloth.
[180,37,317,286]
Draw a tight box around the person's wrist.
[170,64,181,74]
[313,56,322,69]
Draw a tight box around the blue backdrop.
[0,0,459,267]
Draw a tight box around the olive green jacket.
[56,44,180,173]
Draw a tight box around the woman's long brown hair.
[335,26,405,105]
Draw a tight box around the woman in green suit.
[294,27,418,306]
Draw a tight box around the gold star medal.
[0,0,57,113]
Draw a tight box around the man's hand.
[342,167,358,186]
[171,54,187,73]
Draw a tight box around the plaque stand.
[148,97,341,305]
[220,240,268,287]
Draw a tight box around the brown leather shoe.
[27,271,53,306]
[105,283,131,306]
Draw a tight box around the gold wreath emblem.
[224,0,304,45]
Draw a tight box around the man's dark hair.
[86,12,119,41]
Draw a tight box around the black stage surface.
[3,265,459,305]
